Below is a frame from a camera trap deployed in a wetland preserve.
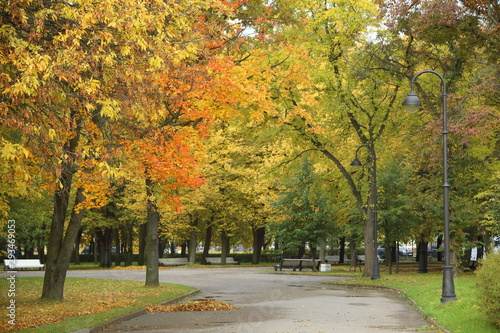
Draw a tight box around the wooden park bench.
[357,255,384,263]
[158,257,189,266]
[205,257,240,265]
[325,255,351,263]
[3,259,44,270]
[278,258,321,272]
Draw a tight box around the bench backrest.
[206,257,237,263]
[159,258,188,263]
[4,259,44,268]
[281,258,319,267]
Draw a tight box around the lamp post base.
[441,265,457,303]
[371,264,381,280]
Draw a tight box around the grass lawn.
[0,275,196,333]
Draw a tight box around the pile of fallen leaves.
[147,298,240,313]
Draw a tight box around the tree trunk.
[180,242,187,256]
[252,226,265,264]
[96,227,113,268]
[125,224,134,266]
[202,224,212,264]
[417,241,428,273]
[339,237,346,263]
[42,187,86,300]
[450,234,459,277]
[362,202,375,277]
[298,244,306,259]
[188,218,198,264]
[144,177,159,286]
[73,229,82,265]
[220,232,229,264]
[316,145,376,278]
[158,238,168,258]
[437,236,443,261]
[169,242,176,255]
[92,235,98,263]
[320,242,326,263]
[349,240,358,271]
[138,223,146,266]
[114,228,121,267]
[37,246,45,264]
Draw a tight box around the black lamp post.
[351,144,381,280]
[402,70,457,303]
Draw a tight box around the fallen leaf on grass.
[147,298,240,312]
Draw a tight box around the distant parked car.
[377,247,411,259]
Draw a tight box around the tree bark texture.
[42,186,86,300]
[144,177,159,286]
[202,224,212,265]
[138,223,146,266]
[252,226,265,264]
[189,218,198,265]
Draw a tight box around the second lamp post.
[402,69,457,303]
[352,144,381,280]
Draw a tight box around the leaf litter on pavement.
[147,298,240,312]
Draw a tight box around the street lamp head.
[402,89,422,113]
[351,157,362,167]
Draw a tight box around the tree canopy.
[1,0,499,298]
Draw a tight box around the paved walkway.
[9,267,442,333]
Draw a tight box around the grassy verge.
[324,268,498,333]
[0,277,196,333]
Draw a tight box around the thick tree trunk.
[417,241,428,273]
[319,242,326,263]
[252,226,265,264]
[144,177,159,286]
[42,187,86,300]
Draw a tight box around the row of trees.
[1,0,499,300]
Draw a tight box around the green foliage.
[476,253,500,328]
[268,157,336,255]
[378,160,414,245]
[7,195,52,252]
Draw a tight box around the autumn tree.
[0,0,244,297]
[234,0,415,277]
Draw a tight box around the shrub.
[476,252,500,328]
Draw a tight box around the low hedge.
[476,252,500,328]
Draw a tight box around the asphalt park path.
[14,267,440,333]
